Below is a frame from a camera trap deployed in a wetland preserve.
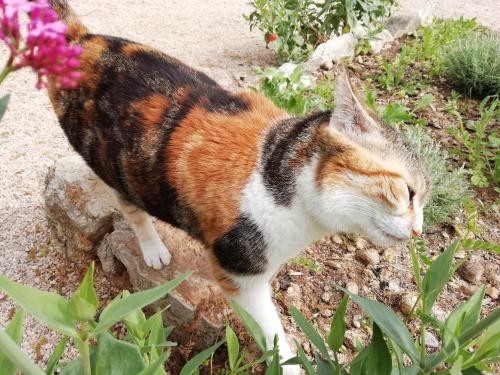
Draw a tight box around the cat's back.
[49,33,287,243]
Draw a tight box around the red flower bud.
[268,33,278,42]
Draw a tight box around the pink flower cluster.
[0,0,83,89]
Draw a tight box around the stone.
[321,309,333,318]
[303,33,357,73]
[368,29,394,54]
[422,330,440,348]
[346,281,359,295]
[484,264,500,286]
[355,248,380,266]
[400,292,418,315]
[278,62,314,88]
[352,314,362,328]
[321,291,332,303]
[355,237,368,250]
[460,257,484,284]
[386,14,421,39]
[486,286,499,300]
[45,155,117,258]
[96,224,226,350]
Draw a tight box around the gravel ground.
[0,0,498,367]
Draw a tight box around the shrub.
[246,0,398,63]
[255,65,333,115]
[401,126,470,226]
[444,32,500,98]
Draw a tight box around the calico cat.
[45,1,430,373]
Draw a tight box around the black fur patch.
[213,215,268,275]
[260,111,331,206]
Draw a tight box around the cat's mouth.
[368,222,409,246]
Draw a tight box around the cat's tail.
[49,0,88,40]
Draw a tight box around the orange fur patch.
[167,92,286,244]
[122,43,158,57]
[129,94,171,128]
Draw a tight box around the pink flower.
[0,0,83,89]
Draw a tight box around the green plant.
[410,17,479,77]
[246,0,398,63]
[402,126,470,226]
[0,264,225,375]
[255,65,333,115]
[443,32,500,98]
[290,256,323,274]
[448,96,500,188]
[285,237,500,374]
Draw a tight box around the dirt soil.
[0,0,498,372]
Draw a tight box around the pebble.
[321,292,332,303]
[347,244,356,253]
[486,286,499,300]
[352,314,362,328]
[331,234,343,245]
[400,292,418,315]
[355,248,380,266]
[321,309,333,318]
[388,281,401,293]
[422,330,440,348]
[346,281,359,295]
[355,238,367,250]
[460,257,484,284]
[484,264,500,286]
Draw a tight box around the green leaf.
[265,337,283,375]
[0,309,25,375]
[93,332,146,375]
[45,336,68,375]
[226,325,240,371]
[144,311,167,374]
[464,318,500,366]
[94,272,190,334]
[68,262,98,321]
[443,286,485,349]
[137,352,170,375]
[230,300,266,352]
[0,274,77,337]
[0,329,44,375]
[328,294,348,352]
[123,290,147,341]
[414,94,434,112]
[289,305,329,359]
[421,241,459,314]
[364,324,392,375]
[294,341,315,375]
[336,285,419,364]
[349,324,392,375]
[0,94,10,122]
[382,102,414,125]
[461,239,500,253]
[179,340,224,375]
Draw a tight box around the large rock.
[46,156,226,348]
[303,33,358,73]
[97,223,226,349]
[45,155,117,257]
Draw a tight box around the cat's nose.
[412,228,422,237]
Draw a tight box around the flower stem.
[0,65,12,86]
[76,323,92,375]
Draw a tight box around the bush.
[246,0,398,63]
[444,32,500,98]
[255,65,333,115]
[401,126,470,226]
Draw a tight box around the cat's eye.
[407,185,416,202]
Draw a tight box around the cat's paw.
[281,364,301,375]
[141,240,171,269]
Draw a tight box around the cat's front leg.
[230,277,301,375]
[116,196,171,269]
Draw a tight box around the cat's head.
[302,70,430,247]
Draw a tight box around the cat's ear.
[329,69,379,134]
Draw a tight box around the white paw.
[141,240,171,269]
[282,364,301,375]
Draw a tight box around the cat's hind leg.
[116,196,171,269]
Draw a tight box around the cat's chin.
[363,229,406,248]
